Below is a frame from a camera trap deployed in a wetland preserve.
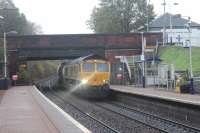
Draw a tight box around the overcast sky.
[13,0,200,34]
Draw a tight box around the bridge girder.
[0,32,162,77]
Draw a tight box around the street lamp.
[3,30,18,78]
[141,32,146,88]
[161,1,179,45]
[185,18,193,77]
[183,17,193,78]
[146,0,151,32]
[0,16,17,78]
[161,0,166,46]
[169,3,179,45]
[0,4,18,89]
[184,16,194,94]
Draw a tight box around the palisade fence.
[110,62,130,85]
[34,74,58,91]
[193,71,200,93]
[175,70,200,94]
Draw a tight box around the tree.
[0,0,42,79]
[17,67,31,82]
[28,61,60,81]
[87,0,155,33]
[0,0,42,35]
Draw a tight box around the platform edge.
[32,86,91,133]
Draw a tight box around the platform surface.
[111,85,200,106]
[0,86,88,133]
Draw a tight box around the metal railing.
[194,77,200,93]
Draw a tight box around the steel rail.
[49,91,120,133]
[94,102,166,133]
[96,101,200,133]
[112,101,200,132]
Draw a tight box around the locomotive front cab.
[80,60,110,87]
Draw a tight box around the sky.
[13,0,200,34]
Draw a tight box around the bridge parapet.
[5,32,162,50]
[0,32,162,78]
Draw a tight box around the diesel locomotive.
[58,54,111,97]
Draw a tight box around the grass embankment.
[159,46,200,71]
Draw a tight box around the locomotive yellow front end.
[60,55,111,98]
[79,59,110,88]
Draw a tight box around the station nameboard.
[12,75,18,81]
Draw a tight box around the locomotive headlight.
[81,79,88,84]
[103,80,109,83]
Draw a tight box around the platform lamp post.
[162,1,179,46]
[0,15,8,89]
[141,32,146,88]
[185,17,194,94]
[0,4,18,89]
[0,16,18,89]
[146,0,150,32]
[0,16,5,77]
[161,0,166,46]
[169,3,179,45]
[186,17,193,78]
[3,30,18,78]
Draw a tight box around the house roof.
[149,13,200,28]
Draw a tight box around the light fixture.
[81,79,88,84]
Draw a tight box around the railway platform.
[0,86,90,133]
[110,85,200,106]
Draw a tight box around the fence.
[110,62,130,85]
[193,71,200,93]
[194,77,200,93]
[174,70,200,94]
[34,74,58,90]
[132,63,175,89]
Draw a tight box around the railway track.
[46,90,163,133]
[95,101,200,133]
[111,91,200,129]
[47,91,120,133]
[44,89,200,133]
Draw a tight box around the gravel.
[44,90,162,133]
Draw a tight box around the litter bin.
[189,78,194,94]
[0,78,9,90]
[180,84,190,93]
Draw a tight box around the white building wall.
[166,28,200,47]
[150,28,200,47]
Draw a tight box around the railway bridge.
[0,32,162,77]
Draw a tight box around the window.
[64,67,68,76]
[97,63,108,72]
[83,63,95,72]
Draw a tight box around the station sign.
[144,48,154,52]
[20,64,27,68]
[12,75,18,81]
[116,74,123,80]
[140,55,145,61]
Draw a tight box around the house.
[146,13,200,47]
